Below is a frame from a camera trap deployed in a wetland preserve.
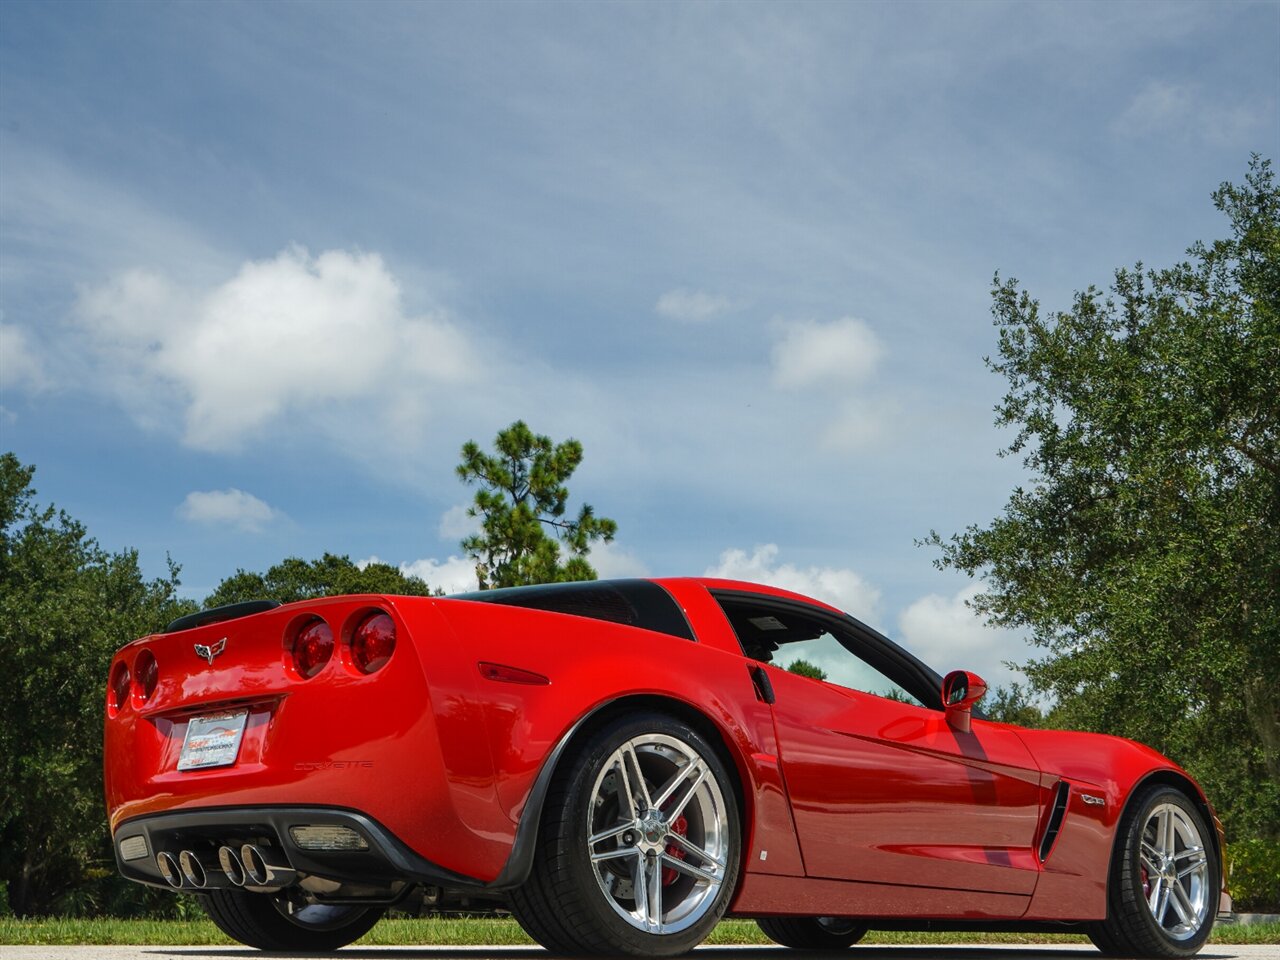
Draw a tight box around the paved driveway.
[3,946,1277,960]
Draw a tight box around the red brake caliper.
[662,816,688,885]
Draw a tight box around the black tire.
[1090,784,1219,958]
[509,712,742,956]
[1086,920,1128,956]
[199,888,384,951]
[757,916,868,949]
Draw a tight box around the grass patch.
[0,915,1275,946]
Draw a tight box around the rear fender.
[485,688,803,891]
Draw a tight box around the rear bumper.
[113,805,486,891]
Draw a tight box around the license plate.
[178,710,248,771]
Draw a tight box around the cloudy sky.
[2,1,1275,688]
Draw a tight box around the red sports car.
[104,578,1229,956]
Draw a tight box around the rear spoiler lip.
[164,600,281,634]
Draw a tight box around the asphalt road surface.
[3,946,1277,960]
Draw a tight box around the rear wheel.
[757,916,868,949]
[199,888,384,951]
[1090,784,1218,958]
[509,712,741,956]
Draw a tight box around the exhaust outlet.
[218,845,246,887]
[156,851,184,889]
[178,850,207,888]
[179,850,237,889]
[240,843,298,891]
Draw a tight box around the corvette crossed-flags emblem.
[194,637,227,665]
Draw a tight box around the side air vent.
[1038,781,1071,863]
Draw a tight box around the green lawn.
[1,916,1276,946]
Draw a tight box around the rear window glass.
[456,579,695,642]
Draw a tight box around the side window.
[773,630,924,707]
[714,594,929,708]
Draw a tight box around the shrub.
[1229,837,1280,913]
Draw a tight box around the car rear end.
[104,595,506,902]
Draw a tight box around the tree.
[204,553,433,608]
[457,421,617,589]
[784,658,828,680]
[927,157,1279,840]
[982,683,1044,728]
[0,453,193,915]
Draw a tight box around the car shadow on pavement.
[140,950,1245,960]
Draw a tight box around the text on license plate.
[178,710,248,771]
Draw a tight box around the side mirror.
[941,670,987,734]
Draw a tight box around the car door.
[713,592,1044,897]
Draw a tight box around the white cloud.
[820,398,893,451]
[178,488,280,533]
[395,555,479,595]
[704,543,881,622]
[771,317,884,390]
[0,137,234,292]
[588,539,650,579]
[437,503,480,541]
[897,582,1031,686]
[0,323,49,392]
[65,247,479,451]
[1112,80,1268,145]
[655,288,734,322]
[359,539,646,598]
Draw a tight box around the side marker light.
[477,661,551,685]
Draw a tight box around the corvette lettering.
[293,761,374,771]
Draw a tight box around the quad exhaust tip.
[157,844,295,890]
[156,851,184,889]
[176,850,237,889]
[218,845,246,886]
[240,843,297,890]
[178,850,207,888]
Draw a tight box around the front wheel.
[509,712,742,956]
[199,888,384,951]
[757,916,868,949]
[1090,784,1218,957]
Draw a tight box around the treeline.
[0,420,618,917]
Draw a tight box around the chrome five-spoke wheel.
[588,733,731,935]
[1139,802,1211,941]
[1090,784,1218,958]
[509,713,741,956]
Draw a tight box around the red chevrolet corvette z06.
[104,578,1229,956]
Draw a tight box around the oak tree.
[204,553,433,607]
[0,454,192,915]
[928,158,1279,839]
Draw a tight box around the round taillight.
[133,649,159,704]
[109,661,131,713]
[351,612,395,674]
[291,618,334,679]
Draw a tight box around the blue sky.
[2,0,1276,686]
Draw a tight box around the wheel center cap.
[640,813,665,846]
